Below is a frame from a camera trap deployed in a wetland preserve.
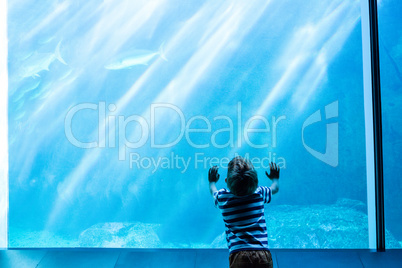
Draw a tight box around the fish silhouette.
[18,41,67,78]
[105,42,167,70]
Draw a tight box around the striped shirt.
[213,186,272,254]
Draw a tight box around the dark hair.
[226,156,258,196]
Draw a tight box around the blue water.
[378,0,402,248]
[6,0,402,248]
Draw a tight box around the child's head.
[226,156,258,196]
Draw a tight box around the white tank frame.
[361,0,381,250]
[0,0,9,249]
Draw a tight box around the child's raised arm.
[208,166,220,196]
[265,162,280,195]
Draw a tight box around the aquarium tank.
[0,0,401,249]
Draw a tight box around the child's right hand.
[265,162,280,180]
[208,166,220,183]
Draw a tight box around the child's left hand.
[208,166,220,183]
[265,162,280,180]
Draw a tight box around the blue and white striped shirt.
[213,186,272,253]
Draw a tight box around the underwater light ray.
[45,0,222,229]
[10,1,103,128]
[84,0,166,63]
[51,0,272,218]
[292,57,328,112]
[295,2,361,110]
[138,0,273,144]
[46,0,274,230]
[11,72,79,184]
[294,4,361,112]
[274,0,349,71]
[13,112,67,185]
[101,2,249,195]
[21,1,70,42]
[16,70,79,124]
[47,149,102,227]
[44,69,159,230]
[105,1,166,48]
[91,1,243,196]
[52,56,165,195]
[6,0,381,248]
[111,0,274,208]
[228,0,360,156]
[14,0,168,165]
[115,0,254,116]
[152,9,242,105]
[255,56,304,117]
[105,0,210,113]
[197,2,235,46]
[225,54,304,156]
[225,54,303,158]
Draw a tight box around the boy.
[209,156,280,268]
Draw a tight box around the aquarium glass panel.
[378,0,402,249]
[8,0,372,248]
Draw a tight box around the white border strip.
[361,0,376,250]
[0,0,8,249]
